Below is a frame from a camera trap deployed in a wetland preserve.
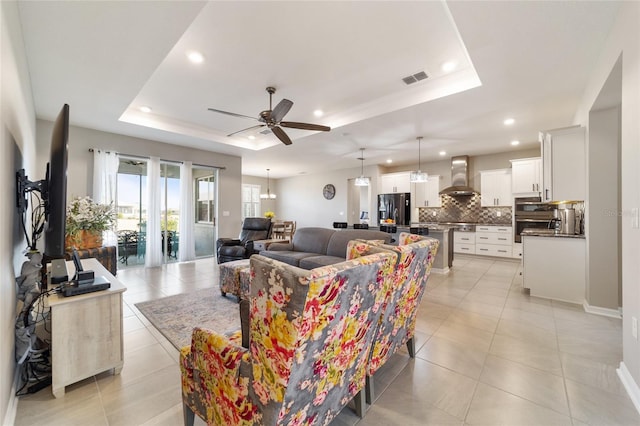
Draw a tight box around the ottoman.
[219,258,251,301]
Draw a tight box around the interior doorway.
[347,179,371,226]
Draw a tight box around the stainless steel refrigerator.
[377,193,411,225]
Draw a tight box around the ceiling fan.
[208,86,331,145]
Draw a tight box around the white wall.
[587,105,621,310]
[1,1,37,423]
[573,0,640,403]
[275,164,380,229]
[35,120,243,245]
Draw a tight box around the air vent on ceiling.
[402,71,429,85]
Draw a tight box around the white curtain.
[145,157,163,267]
[92,150,119,247]
[178,161,196,261]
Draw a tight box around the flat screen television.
[44,104,69,258]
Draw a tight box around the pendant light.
[410,136,428,183]
[354,148,370,186]
[260,168,276,199]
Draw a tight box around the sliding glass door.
[160,162,180,264]
[116,158,217,267]
[116,159,147,267]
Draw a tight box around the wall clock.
[323,184,336,200]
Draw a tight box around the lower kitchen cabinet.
[453,231,475,254]
[522,236,585,303]
[475,225,513,258]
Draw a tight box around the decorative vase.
[65,230,103,251]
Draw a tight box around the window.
[242,184,261,218]
[196,175,215,223]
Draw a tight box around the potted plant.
[65,196,116,250]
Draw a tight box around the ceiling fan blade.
[280,121,331,132]
[271,126,292,145]
[271,99,293,122]
[207,108,257,121]
[227,124,265,137]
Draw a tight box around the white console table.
[47,258,126,397]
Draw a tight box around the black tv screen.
[44,104,69,258]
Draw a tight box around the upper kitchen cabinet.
[380,171,411,194]
[539,126,585,202]
[480,169,512,206]
[510,157,542,195]
[413,175,442,208]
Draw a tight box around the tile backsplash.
[418,194,512,224]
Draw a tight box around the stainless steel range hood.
[439,155,478,196]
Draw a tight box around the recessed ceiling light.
[140,106,152,113]
[187,51,204,64]
[248,135,256,140]
[439,151,447,156]
[386,159,393,164]
[504,118,515,126]
[313,110,324,117]
[511,140,520,146]
[442,61,457,72]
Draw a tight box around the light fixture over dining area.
[354,148,370,187]
[260,168,276,199]
[410,136,428,183]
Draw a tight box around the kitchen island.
[348,224,454,274]
[406,224,455,274]
[522,234,586,303]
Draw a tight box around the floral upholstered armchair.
[348,233,439,404]
[180,250,397,425]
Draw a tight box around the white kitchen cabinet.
[380,172,411,194]
[454,231,475,254]
[522,236,585,303]
[511,157,541,195]
[539,126,585,202]
[413,175,441,208]
[480,169,512,206]
[475,225,513,258]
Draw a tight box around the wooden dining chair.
[283,221,296,239]
[271,221,286,239]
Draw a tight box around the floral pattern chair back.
[180,250,396,426]
[347,233,439,403]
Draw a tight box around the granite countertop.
[522,232,585,239]
[411,222,512,228]
[412,224,457,231]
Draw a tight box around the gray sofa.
[260,227,392,269]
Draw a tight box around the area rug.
[135,288,240,350]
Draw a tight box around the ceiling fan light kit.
[410,136,429,183]
[355,148,370,187]
[208,87,331,146]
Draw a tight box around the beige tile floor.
[14,255,640,426]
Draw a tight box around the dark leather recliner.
[216,217,273,264]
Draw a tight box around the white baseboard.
[583,300,622,318]
[3,369,20,426]
[617,362,640,415]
